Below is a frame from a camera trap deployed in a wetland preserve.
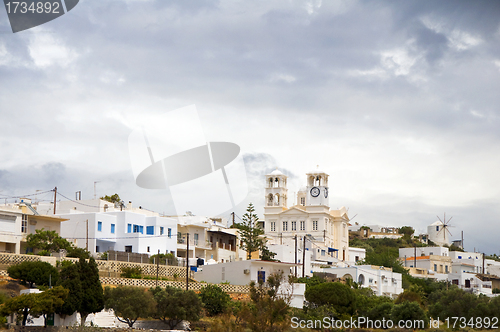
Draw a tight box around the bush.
[391,301,428,327]
[149,253,178,266]
[199,284,231,316]
[120,267,142,279]
[305,282,356,317]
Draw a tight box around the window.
[127,224,132,233]
[434,264,437,271]
[445,265,449,273]
[270,222,276,232]
[300,221,305,231]
[125,246,132,252]
[283,221,288,232]
[167,228,171,238]
[291,221,297,231]
[133,225,143,234]
[111,224,115,234]
[96,246,100,252]
[97,221,102,232]
[147,246,150,252]
[21,214,28,233]
[146,226,154,235]
[321,250,325,256]
[300,197,305,206]
[312,220,318,231]
[160,227,164,235]
[436,226,439,231]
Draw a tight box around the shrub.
[199,284,231,316]
[120,267,142,279]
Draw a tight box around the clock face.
[325,187,329,198]
[310,187,320,197]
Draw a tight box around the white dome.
[270,168,284,176]
[307,165,327,175]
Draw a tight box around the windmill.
[429,213,453,246]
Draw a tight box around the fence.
[100,276,250,293]
[0,252,189,279]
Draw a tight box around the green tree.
[56,260,82,318]
[104,286,155,327]
[391,301,428,327]
[78,257,104,325]
[305,282,356,317]
[7,261,59,288]
[150,286,202,329]
[239,271,290,332]
[0,286,68,326]
[66,247,91,259]
[233,203,275,260]
[100,193,121,204]
[25,229,73,255]
[398,226,415,243]
[199,284,231,316]
[428,288,483,320]
[30,286,69,327]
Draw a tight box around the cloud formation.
[0,0,499,253]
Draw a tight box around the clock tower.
[306,167,329,207]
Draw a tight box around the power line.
[0,189,54,200]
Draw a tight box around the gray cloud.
[0,0,499,253]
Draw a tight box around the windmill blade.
[444,216,453,225]
[445,228,452,237]
[437,215,443,223]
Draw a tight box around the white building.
[448,271,493,296]
[59,210,177,256]
[348,247,366,264]
[449,251,484,274]
[0,199,68,254]
[317,265,403,298]
[399,246,449,258]
[175,215,245,265]
[194,260,305,308]
[263,168,350,263]
[399,247,451,280]
[266,243,314,277]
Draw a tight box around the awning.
[328,247,338,252]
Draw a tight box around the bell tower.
[264,168,288,213]
[306,166,329,207]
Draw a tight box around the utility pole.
[186,233,189,291]
[414,244,417,269]
[482,253,485,274]
[94,181,100,200]
[156,249,160,287]
[86,219,89,251]
[294,235,297,278]
[302,236,306,278]
[53,187,57,214]
[231,212,235,226]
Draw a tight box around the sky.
[0,0,499,254]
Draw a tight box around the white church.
[263,167,350,262]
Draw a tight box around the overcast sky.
[1,0,499,254]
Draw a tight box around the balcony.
[177,238,212,250]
